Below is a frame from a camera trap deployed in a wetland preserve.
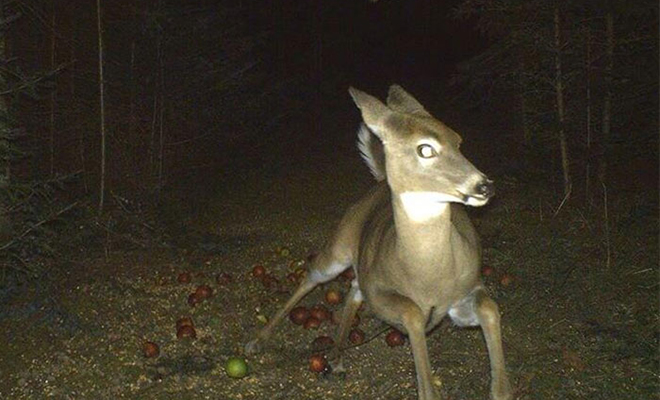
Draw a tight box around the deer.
[245,85,512,400]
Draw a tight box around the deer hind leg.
[328,279,363,373]
[371,290,439,400]
[449,288,512,400]
[244,249,351,355]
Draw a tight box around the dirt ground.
[0,115,657,400]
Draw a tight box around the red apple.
[252,265,266,279]
[310,304,331,321]
[289,306,310,325]
[325,289,342,305]
[195,284,213,299]
[385,329,405,347]
[309,354,328,373]
[177,325,196,339]
[176,316,194,331]
[177,272,192,283]
[188,292,202,307]
[312,335,335,349]
[304,316,321,330]
[143,341,159,358]
[349,328,365,345]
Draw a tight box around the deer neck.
[391,191,454,260]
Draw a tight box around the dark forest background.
[0,0,657,282]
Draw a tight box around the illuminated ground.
[1,112,657,399]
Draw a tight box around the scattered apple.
[252,265,266,279]
[349,328,365,345]
[304,316,321,330]
[481,265,494,277]
[286,272,301,285]
[312,335,335,349]
[225,357,249,378]
[330,310,360,326]
[325,289,342,305]
[177,272,192,283]
[289,306,310,325]
[177,324,197,339]
[262,275,280,290]
[279,246,291,257]
[309,354,328,373]
[500,274,514,286]
[143,341,159,358]
[176,316,194,331]
[385,329,405,347]
[340,267,356,281]
[310,304,331,321]
[195,284,213,299]
[188,292,202,307]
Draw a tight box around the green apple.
[225,357,248,378]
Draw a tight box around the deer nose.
[476,179,495,198]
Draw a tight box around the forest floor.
[0,110,658,400]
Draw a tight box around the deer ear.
[386,84,430,117]
[348,87,392,139]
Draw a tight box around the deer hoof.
[491,383,513,400]
[328,358,345,374]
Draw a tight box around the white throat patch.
[399,192,454,222]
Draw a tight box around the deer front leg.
[371,290,439,400]
[244,277,318,355]
[475,291,512,400]
[245,255,351,355]
[328,279,363,373]
[449,288,512,400]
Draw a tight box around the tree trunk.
[150,29,161,186]
[585,27,592,204]
[599,12,614,189]
[0,0,10,184]
[97,0,107,213]
[49,4,56,177]
[71,10,88,193]
[554,6,571,197]
[129,41,136,137]
[157,44,164,198]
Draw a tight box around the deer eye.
[417,144,436,159]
